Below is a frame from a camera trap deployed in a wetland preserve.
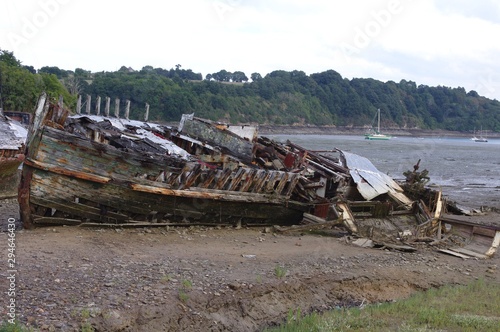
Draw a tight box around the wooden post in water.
[86,95,91,115]
[76,95,82,114]
[114,98,120,118]
[95,96,101,115]
[105,97,110,117]
[144,103,150,122]
[125,100,130,120]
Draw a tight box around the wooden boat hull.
[0,152,24,198]
[19,121,308,228]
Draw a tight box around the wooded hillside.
[1,49,499,132]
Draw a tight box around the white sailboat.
[472,127,488,142]
[365,109,391,140]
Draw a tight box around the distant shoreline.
[258,125,500,138]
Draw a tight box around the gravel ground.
[0,197,499,331]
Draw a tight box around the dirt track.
[0,197,499,331]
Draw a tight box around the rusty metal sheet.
[340,150,409,202]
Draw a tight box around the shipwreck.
[18,93,499,259]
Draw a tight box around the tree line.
[1,48,499,132]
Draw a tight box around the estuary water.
[267,134,500,209]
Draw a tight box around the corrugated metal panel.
[0,114,27,150]
[341,150,410,204]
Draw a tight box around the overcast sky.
[1,0,500,100]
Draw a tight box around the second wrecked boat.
[0,110,27,198]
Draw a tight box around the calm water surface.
[268,134,500,209]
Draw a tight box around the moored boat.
[365,109,391,140]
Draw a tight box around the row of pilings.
[76,95,150,121]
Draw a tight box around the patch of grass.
[265,279,500,332]
[80,308,91,320]
[181,279,192,290]
[0,321,34,332]
[286,308,302,325]
[161,274,173,283]
[178,290,189,303]
[75,308,96,332]
[80,321,95,332]
[274,265,287,279]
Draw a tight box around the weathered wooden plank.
[337,202,358,233]
[32,196,129,222]
[302,212,328,224]
[180,116,254,164]
[448,247,488,259]
[32,217,82,226]
[472,226,497,237]
[375,242,417,252]
[437,249,470,259]
[27,93,48,148]
[130,183,291,204]
[24,158,111,183]
[18,166,34,229]
[285,173,301,197]
[486,231,500,257]
[30,171,155,215]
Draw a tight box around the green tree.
[39,66,68,78]
[251,72,262,81]
[0,49,21,67]
[232,71,248,82]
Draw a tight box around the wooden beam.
[24,158,111,184]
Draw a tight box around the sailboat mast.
[377,109,380,133]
